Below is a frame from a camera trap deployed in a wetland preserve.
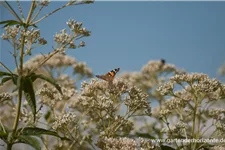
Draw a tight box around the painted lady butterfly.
[96,68,120,82]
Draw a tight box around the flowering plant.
[0,1,225,150]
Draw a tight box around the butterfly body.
[96,68,120,82]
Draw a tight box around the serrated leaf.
[17,135,41,150]
[0,20,21,28]
[23,77,36,122]
[17,127,70,141]
[30,73,62,94]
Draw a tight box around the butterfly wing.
[96,74,110,81]
[96,68,120,81]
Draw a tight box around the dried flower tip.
[38,38,47,45]
[83,0,94,4]
[40,0,50,6]
[69,41,76,49]
[79,41,85,47]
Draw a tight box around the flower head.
[52,112,77,130]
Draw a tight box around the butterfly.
[96,68,120,82]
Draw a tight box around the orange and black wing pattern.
[96,68,120,82]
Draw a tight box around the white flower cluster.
[73,62,93,78]
[214,121,225,133]
[1,26,46,56]
[54,19,90,50]
[0,92,13,103]
[161,121,187,136]
[124,86,151,116]
[100,137,137,150]
[97,137,159,150]
[21,54,93,78]
[141,59,184,75]
[159,109,171,117]
[158,73,224,97]
[54,29,72,45]
[56,74,76,89]
[20,107,42,125]
[157,80,175,95]
[36,83,76,107]
[52,112,77,130]
[208,108,225,120]
[120,60,184,97]
[1,25,20,39]
[164,96,190,111]
[36,83,63,107]
[211,146,225,150]
[75,78,151,117]
[139,137,159,150]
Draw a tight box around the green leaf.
[1,76,12,84]
[17,135,41,150]
[17,127,70,141]
[30,24,38,28]
[27,73,37,81]
[44,111,51,121]
[0,71,18,85]
[0,20,21,28]
[29,73,62,94]
[0,71,12,77]
[11,74,18,85]
[0,125,8,141]
[0,131,7,139]
[161,145,175,150]
[23,77,36,122]
[0,124,9,142]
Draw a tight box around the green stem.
[11,32,26,132]
[12,85,22,133]
[7,143,12,150]
[8,32,26,149]
[2,1,22,22]
[0,62,13,74]
[8,76,23,150]
[32,1,74,25]
[19,33,25,75]
[26,1,36,24]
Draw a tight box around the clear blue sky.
[1,2,225,80]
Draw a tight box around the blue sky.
[1,1,225,80]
